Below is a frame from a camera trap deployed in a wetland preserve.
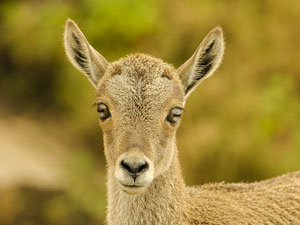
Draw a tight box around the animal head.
[64,19,224,194]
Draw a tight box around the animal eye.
[166,107,183,125]
[97,103,111,121]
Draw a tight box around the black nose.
[120,159,149,176]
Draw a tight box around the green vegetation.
[0,0,300,224]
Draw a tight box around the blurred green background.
[0,0,300,224]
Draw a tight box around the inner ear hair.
[70,32,92,76]
[186,39,218,93]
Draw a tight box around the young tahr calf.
[64,19,300,225]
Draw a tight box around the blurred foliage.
[0,0,300,224]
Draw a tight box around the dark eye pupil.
[97,103,111,121]
[167,107,182,125]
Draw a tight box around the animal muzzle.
[114,152,154,194]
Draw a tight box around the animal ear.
[64,18,109,88]
[177,27,224,97]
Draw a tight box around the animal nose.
[120,159,149,177]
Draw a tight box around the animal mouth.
[121,184,143,188]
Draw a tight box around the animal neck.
[106,149,189,225]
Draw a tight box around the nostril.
[120,159,149,175]
[138,162,149,173]
[121,160,133,173]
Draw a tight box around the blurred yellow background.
[1,0,300,224]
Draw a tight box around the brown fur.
[64,19,300,225]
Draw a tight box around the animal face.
[96,55,184,193]
[64,19,224,194]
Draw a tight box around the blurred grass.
[0,0,300,224]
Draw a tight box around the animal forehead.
[109,53,175,80]
[98,54,184,113]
